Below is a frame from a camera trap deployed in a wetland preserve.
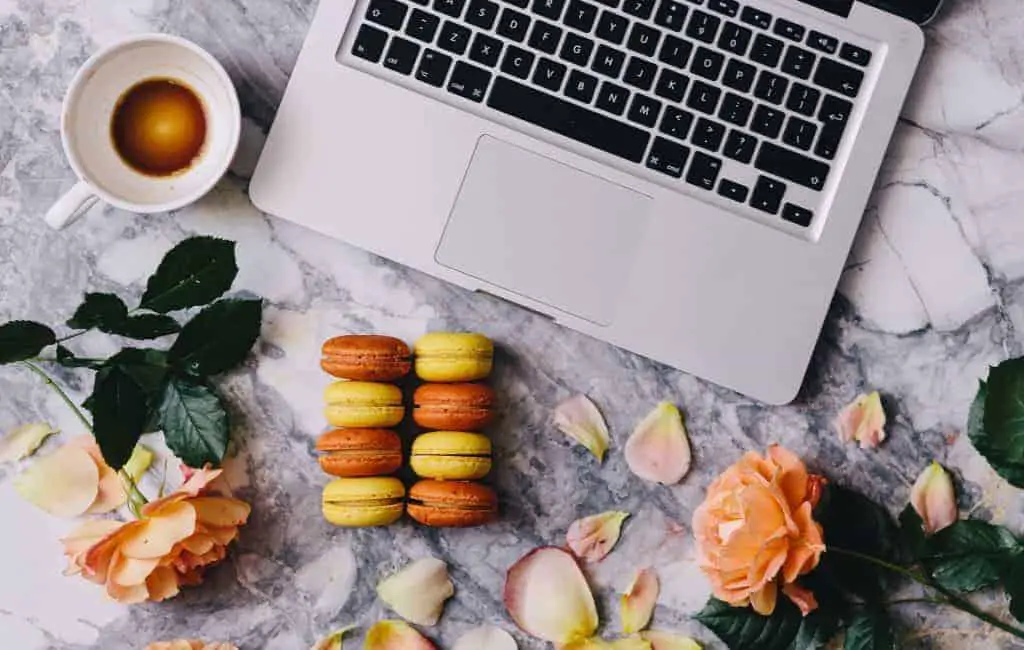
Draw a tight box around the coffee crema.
[111,77,207,177]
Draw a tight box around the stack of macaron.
[318,335,410,527]
[408,333,498,527]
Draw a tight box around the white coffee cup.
[46,34,241,229]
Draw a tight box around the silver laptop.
[251,0,935,403]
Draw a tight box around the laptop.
[251,0,936,404]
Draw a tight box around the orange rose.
[692,445,825,616]
[61,467,250,604]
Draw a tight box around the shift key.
[755,142,829,191]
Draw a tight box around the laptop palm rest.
[435,136,651,326]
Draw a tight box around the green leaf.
[55,345,103,369]
[106,348,170,396]
[968,361,1024,487]
[695,598,802,650]
[105,313,181,339]
[66,293,128,330]
[89,364,149,469]
[0,321,56,364]
[922,520,1022,592]
[158,377,229,468]
[1007,553,1024,623]
[139,236,238,313]
[169,298,262,376]
[844,611,894,650]
[790,608,843,650]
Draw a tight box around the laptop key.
[718,22,751,56]
[782,116,816,151]
[753,70,787,104]
[786,83,820,116]
[470,33,504,66]
[718,178,749,202]
[435,0,468,16]
[654,0,688,31]
[533,57,568,90]
[627,23,661,57]
[565,69,599,101]
[532,0,567,19]
[750,104,783,138]
[718,92,752,126]
[416,49,453,85]
[501,46,536,79]
[722,58,755,92]
[561,33,595,66]
[596,11,630,44]
[740,6,771,29]
[691,117,726,152]
[690,46,724,81]
[750,34,783,67]
[781,45,815,79]
[501,0,529,8]
[438,21,472,54]
[659,105,694,140]
[685,151,722,190]
[353,24,389,63]
[384,36,421,74]
[755,142,829,190]
[627,93,663,127]
[595,80,631,114]
[565,0,599,30]
[839,42,871,67]
[367,0,409,29]
[750,176,786,214]
[655,68,689,101]
[448,61,492,100]
[658,34,693,68]
[686,10,720,43]
[488,76,650,160]
[814,58,864,98]
[782,203,813,227]
[529,20,564,54]
[406,9,441,42]
[723,129,756,163]
[623,0,656,19]
[498,8,531,41]
[466,0,500,28]
[707,0,737,16]
[624,57,658,90]
[594,0,620,7]
[773,18,804,41]
[686,79,720,114]
[647,137,690,178]
[593,44,626,77]
[807,30,838,54]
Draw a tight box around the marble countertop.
[2,0,1024,648]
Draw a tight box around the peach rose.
[61,467,250,604]
[145,642,238,650]
[692,445,825,616]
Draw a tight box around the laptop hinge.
[794,0,853,18]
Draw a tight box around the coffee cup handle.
[45,181,99,230]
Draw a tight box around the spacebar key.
[487,77,650,163]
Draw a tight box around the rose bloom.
[61,467,250,604]
[145,642,238,650]
[692,445,826,616]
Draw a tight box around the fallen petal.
[505,546,598,644]
[0,423,57,462]
[553,395,611,462]
[566,511,631,563]
[377,557,455,627]
[311,625,355,650]
[125,444,155,481]
[621,568,659,634]
[14,445,99,517]
[364,621,437,650]
[624,403,692,485]
[834,391,887,449]
[452,625,518,650]
[910,462,957,535]
[561,639,652,650]
[642,631,702,650]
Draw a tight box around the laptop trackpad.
[436,136,651,325]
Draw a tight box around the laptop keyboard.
[346,0,874,232]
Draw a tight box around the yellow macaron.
[410,430,493,480]
[324,381,404,428]
[322,476,406,527]
[414,332,494,382]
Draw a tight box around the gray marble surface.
[2,0,1024,648]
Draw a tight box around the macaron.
[316,428,403,477]
[321,335,412,381]
[414,333,494,383]
[322,476,406,527]
[324,381,405,428]
[413,383,496,430]
[407,479,498,527]
[410,431,493,480]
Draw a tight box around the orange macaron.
[413,383,496,431]
[406,479,498,527]
[321,335,412,381]
[315,428,403,477]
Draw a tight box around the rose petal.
[120,501,197,559]
[453,625,518,650]
[834,391,886,449]
[641,631,702,650]
[377,557,455,627]
[504,546,598,644]
[146,565,181,601]
[61,519,124,575]
[364,621,437,650]
[621,568,659,634]
[145,641,238,650]
[624,403,692,485]
[310,625,354,650]
[553,395,611,462]
[190,497,252,528]
[14,445,99,517]
[109,553,160,586]
[781,583,818,617]
[910,462,957,535]
[125,444,155,481]
[561,639,652,650]
[0,423,57,462]
[141,467,224,516]
[566,511,631,563]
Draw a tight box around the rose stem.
[20,360,91,431]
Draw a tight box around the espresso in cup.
[111,77,207,177]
